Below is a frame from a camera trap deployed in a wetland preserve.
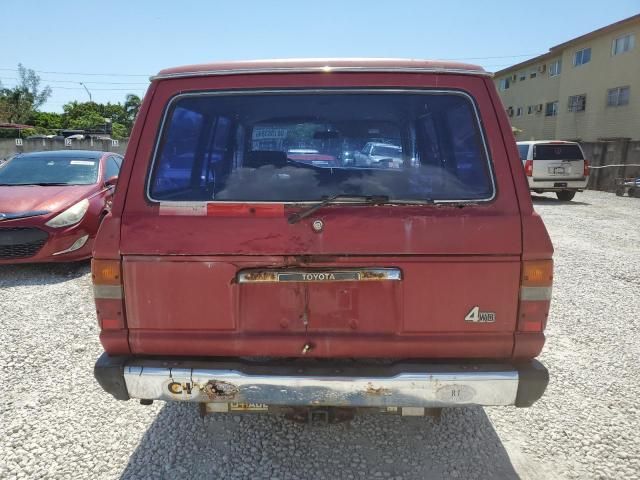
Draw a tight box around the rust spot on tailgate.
[359,271,387,280]
[241,271,278,282]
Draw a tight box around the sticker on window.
[70,160,96,165]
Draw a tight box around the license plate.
[548,167,565,174]
[229,402,268,412]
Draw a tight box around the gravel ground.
[0,190,638,480]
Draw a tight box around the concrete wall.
[0,138,128,161]
[582,139,640,191]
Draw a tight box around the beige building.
[494,14,640,141]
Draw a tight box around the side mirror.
[105,176,118,187]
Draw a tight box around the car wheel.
[615,187,625,197]
[556,191,576,201]
[630,187,640,198]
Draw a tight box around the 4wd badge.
[464,306,496,323]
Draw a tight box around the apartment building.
[494,14,640,141]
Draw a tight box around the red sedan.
[0,150,121,263]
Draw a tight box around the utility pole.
[79,82,92,102]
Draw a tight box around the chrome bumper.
[95,355,548,408]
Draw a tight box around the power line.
[0,67,151,77]
[1,83,146,92]
[0,76,149,86]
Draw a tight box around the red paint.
[206,203,284,217]
[94,59,554,362]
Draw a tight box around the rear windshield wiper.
[288,194,392,224]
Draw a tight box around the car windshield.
[149,91,494,202]
[0,155,99,185]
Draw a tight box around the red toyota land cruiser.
[93,59,552,419]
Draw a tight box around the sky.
[1,0,639,112]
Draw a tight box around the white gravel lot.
[0,190,638,480]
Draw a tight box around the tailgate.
[532,143,586,180]
[121,206,522,359]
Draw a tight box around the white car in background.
[517,140,590,201]
[354,142,403,168]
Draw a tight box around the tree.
[124,94,141,126]
[61,97,140,137]
[17,64,51,110]
[111,122,127,139]
[0,65,51,124]
[0,87,35,124]
[30,111,63,131]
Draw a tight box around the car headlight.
[45,199,90,228]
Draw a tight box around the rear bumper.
[94,354,548,408]
[527,178,588,191]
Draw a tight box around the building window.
[607,86,630,106]
[612,34,635,55]
[527,105,534,115]
[499,78,510,90]
[516,107,523,117]
[507,106,514,117]
[573,48,591,66]
[518,71,526,81]
[549,59,562,76]
[545,101,559,116]
[568,94,587,112]
[529,69,537,79]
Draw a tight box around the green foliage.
[124,94,141,121]
[0,64,141,139]
[0,64,52,124]
[61,98,140,136]
[17,63,51,110]
[0,87,35,124]
[111,122,127,139]
[30,111,63,130]
[67,110,107,130]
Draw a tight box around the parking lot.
[0,190,638,480]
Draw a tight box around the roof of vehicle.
[13,150,108,159]
[516,140,580,145]
[153,58,489,80]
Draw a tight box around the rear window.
[517,144,529,160]
[149,91,494,202]
[533,144,584,160]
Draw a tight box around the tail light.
[92,259,129,353]
[524,160,533,177]
[584,159,590,177]
[518,260,553,332]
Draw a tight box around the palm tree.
[124,94,141,125]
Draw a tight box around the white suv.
[517,140,590,201]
